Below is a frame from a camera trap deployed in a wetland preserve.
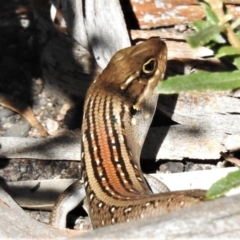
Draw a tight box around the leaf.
[206,169,240,199]
[200,1,219,24]
[155,71,240,94]
[213,33,226,44]
[233,56,240,70]
[187,25,224,48]
[216,46,240,58]
[235,30,240,40]
[191,20,211,31]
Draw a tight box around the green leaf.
[233,56,240,70]
[216,46,240,58]
[191,20,211,31]
[187,25,224,48]
[235,30,240,41]
[213,33,226,44]
[206,169,240,199]
[155,71,240,94]
[200,1,219,24]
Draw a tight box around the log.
[5,167,239,209]
[154,91,240,160]
[131,30,214,58]
[0,135,80,160]
[1,87,240,163]
[2,92,240,162]
[33,0,130,105]
[32,0,240,161]
[0,186,64,238]
[78,193,240,239]
[1,180,240,238]
[121,0,240,29]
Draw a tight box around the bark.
[121,0,240,29]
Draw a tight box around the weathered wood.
[1,87,240,162]
[84,0,131,68]
[50,0,131,68]
[1,179,240,238]
[6,167,239,209]
[2,89,239,162]
[6,179,75,210]
[33,0,130,105]
[0,186,64,239]
[122,0,240,29]
[31,0,240,160]
[78,193,240,239]
[154,91,240,160]
[131,30,214,58]
[33,0,97,104]
[0,136,80,160]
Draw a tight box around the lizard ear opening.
[141,58,157,77]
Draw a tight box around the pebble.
[35,78,43,86]
[74,216,92,230]
[3,122,13,129]
[5,118,31,137]
[0,106,15,118]
[56,114,64,121]
[174,24,188,32]
[159,162,184,173]
[60,103,71,115]
[188,164,204,171]
[1,115,17,124]
[38,98,47,106]
[45,118,59,134]
[26,210,51,224]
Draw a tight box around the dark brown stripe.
[86,94,125,199]
[107,100,137,190]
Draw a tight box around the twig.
[220,151,240,167]
[206,0,240,48]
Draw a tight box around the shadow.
[0,157,10,193]
[119,0,140,30]
[33,0,98,128]
[141,57,232,173]
[0,134,80,159]
[0,1,40,108]
[0,1,98,229]
[1,182,61,208]
[3,1,100,133]
[67,205,88,229]
[141,59,179,173]
[0,156,82,207]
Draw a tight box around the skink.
[51,37,206,229]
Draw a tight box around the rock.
[0,106,15,118]
[5,118,31,137]
[159,162,184,173]
[45,118,59,134]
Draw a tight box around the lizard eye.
[141,58,157,76]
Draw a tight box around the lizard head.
[97,37,167,111]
